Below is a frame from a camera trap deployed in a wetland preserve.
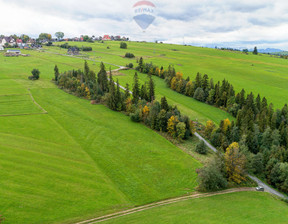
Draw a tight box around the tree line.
[135,57,288,193]
[54,62,195,142]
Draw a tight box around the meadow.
[1,40,288,223]
[102,191,288,224]
[0,50,201,223]
[51,41,288,109]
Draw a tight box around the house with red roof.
[103,35,111,41]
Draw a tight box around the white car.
[256,186,265,191]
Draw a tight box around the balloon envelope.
[133,1,156,30]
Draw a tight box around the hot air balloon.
[133,1,156,31]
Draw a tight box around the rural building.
[67,47,79,55]
[0,36,16,46]
[7,49,21,54]
[0,44,4,51]
[103,35,111,40]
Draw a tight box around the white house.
[0,44,4,51]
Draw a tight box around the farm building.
[103,35,111,40]
[7,49,21,54]
[67,47,79,55]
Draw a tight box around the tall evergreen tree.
[97,62,108,93]
[132,72,140,103]
[160,96,169,111]
[124,83,130,99]
[54,65,59,81]
[253,46,258,55]
[148,74,155,102]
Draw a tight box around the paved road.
[248,175,287,199]
[194,132,288,199]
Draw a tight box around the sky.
[1,0,288,50]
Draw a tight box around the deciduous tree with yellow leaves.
[167,115,179,138]
[225,142,247,184]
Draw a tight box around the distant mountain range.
[250,48,284,53]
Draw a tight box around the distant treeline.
[135,57,288,194]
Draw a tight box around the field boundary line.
[75,188,254,224]
[28,89,48,114]
[0,93,29,97]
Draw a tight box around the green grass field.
[102,191,288,224]
[0,51,201,223]
[51,41,288,109]
[1,40,288,223]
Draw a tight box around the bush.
[130,111,140,122]
[197,157,228,191]
[120,42,127,49]
[82,46,92,51]
[125,52,135,58]
[195,140,208,154]
[46,41,53,46]
[29,69,40,80]
[126,63,134,68]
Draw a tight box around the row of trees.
[136,57,288,193]
[55,61,257,191]
[59,43,92,51]
[55,62,194,142]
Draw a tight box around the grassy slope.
[115,69,234,125]
[0,52,201,223]
[52,41,288,109]
[102,191,288,224]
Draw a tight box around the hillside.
[51,41,288,109]
[0,50,201,223]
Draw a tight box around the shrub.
[125,52,135,58]
[126,63,134,68]
[46,41,53,46]
[197,157,228,191]
[195,140,208,154]
[29,69,40,80]
[130,110,140,122]
[120,42,127,49]
[82,46,92,51]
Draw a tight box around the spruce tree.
[148,74,155,102]
[84,60,89,82]
[54,65,59,81]
[160,96,169,111]
[253,46,258,55]
[97,62,108,93]
[124,83,130,99]
[132,72,140,104]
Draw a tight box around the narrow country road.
[75,188,255,224]
[195,132,288,199]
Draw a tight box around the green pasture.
[51,41,288,109]
[102,191,288,224]
[0,50,201,223]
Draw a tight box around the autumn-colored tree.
[167,116,179,138]
[85,86,91,99]
[205,120,215,138]
[221,118,231,134]
[176,122,186,140]
[142,105,150,117]
[170,77,177,90]
[189,120,196,135]
[225,142,247,184]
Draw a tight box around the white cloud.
[0,0,288,50]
